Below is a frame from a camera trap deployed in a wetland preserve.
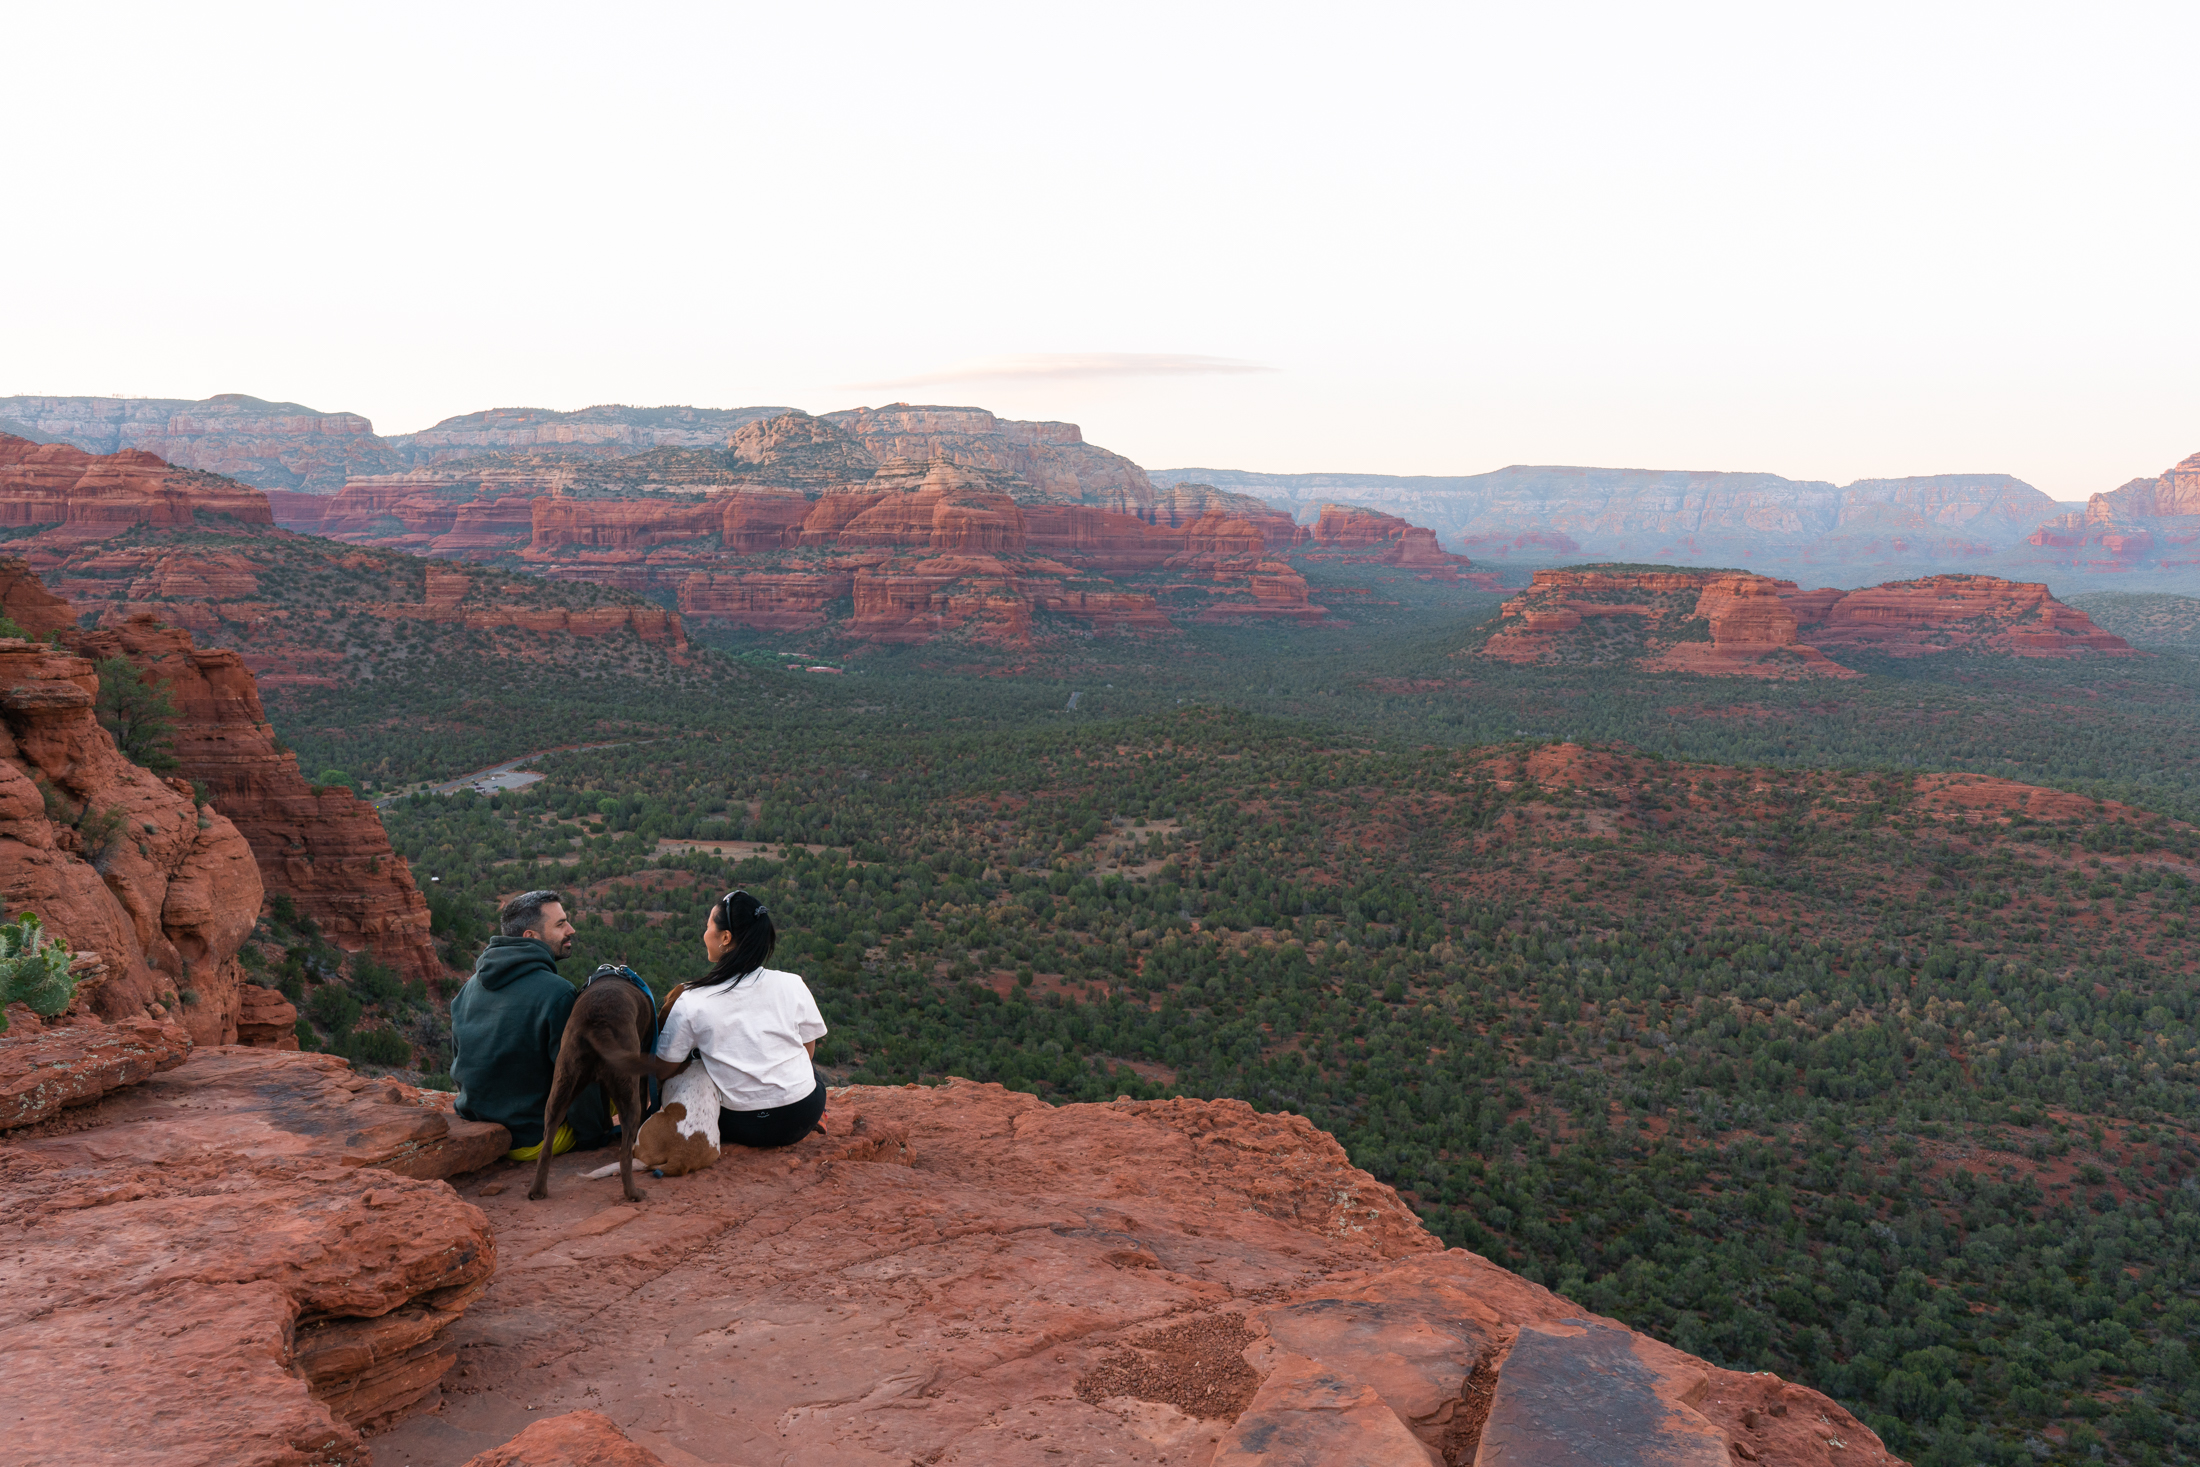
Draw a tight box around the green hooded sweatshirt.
[450,936,613,1149]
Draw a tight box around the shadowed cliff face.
[1478,567,2132,675]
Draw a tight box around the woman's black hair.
[697,889,776,989]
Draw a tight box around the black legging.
[717,1077,826,1150]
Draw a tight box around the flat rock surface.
[374,1081,1893,1467]
[0,1046,507,1466]
[7,1043,509,1178]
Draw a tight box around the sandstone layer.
[377,1079,1889,1467]
[513,457,1322,645]
[0,432,273,537]
[0,1043,508,1465]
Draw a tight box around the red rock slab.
[0,1046,505,1464]
[8,1045,509,1180]
[1473,1321,1727,1467]
[0,1014,193,1130]
[460,1410,669,1466]
[0,1164,495,1466]
[374,1081,1891,1467]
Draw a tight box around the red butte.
[1309,502,1502,586]
[1482,567,2131,676]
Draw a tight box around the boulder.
[461,1410,668,1467]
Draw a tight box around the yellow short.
[505,1123,578,1162]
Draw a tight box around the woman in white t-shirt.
[654,889,829,1149]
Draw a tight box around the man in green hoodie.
[450,889,614,1159]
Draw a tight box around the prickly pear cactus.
[0,913,76,1033]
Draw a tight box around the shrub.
[317,769,354,790]
[350,953,403,1007]
[343,1027,414,1068]
[307,983,362,1039]
[0,913,75,1032]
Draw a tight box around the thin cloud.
[844,353,1273,391]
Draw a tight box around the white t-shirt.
[654,967,827,1111]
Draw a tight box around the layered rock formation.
[0,434,697,682]
[1,1042,507,1465]
[397,403,790,466]
[0,555,445,983]
[1309,502,1501,586]
[513,457,1322,644]
[0,397,794,492]
[0,633,265,1041]
[2024,450,2200,575]
[372,1079,1889,1466]
[1797,574,2135,657]
[822,403,1158,506]
[0,394,403,493]
[70,610,444,985]
[0,432,273,538]
[1144,481,1307,548]
[1480,567,2130,674]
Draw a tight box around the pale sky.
[6,1,2197,497]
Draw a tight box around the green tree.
[93,657,179,773]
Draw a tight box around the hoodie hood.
[472,935,561,991]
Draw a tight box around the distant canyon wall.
[16,390,2189,585]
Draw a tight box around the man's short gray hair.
[499,889,565,938]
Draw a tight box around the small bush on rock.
[0,913,76,1032]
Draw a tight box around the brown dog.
[528,970,692,1204]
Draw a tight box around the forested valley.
[257,563,2200,1467]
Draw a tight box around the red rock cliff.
[0,636,264,1041]
[66,611,444,986]
[0,432,273,539]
